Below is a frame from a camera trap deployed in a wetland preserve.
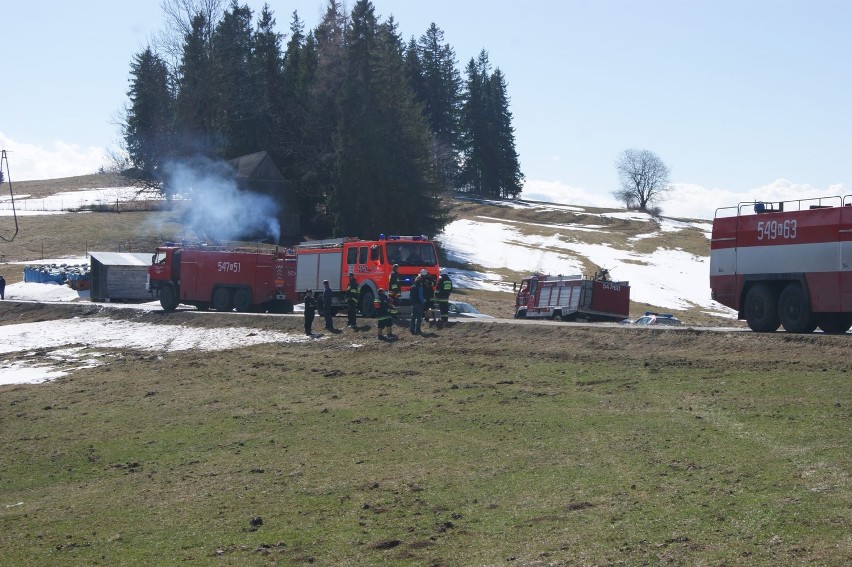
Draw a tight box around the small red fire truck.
[294,235,440,316]
[710,195,852,333]
[148,243,297,312]
[514,270,630,322]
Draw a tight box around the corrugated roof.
[89,252,152,267]
[229,151,273,179]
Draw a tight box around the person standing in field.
[423,271,437,326]
[0,275,5,300]
[434,270,453,327]
[345,273,360,328]
[409,274,425,335]
[388,264,401,318]
[322,279,336,332]
[303,289,316,336]
[373,288,395,340]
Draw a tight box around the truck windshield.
[386,243,437,266]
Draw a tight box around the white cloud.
[522,178,848,221]
[0,132,108,181]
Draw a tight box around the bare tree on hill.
[612,148,671,214]
[157,0,224,64]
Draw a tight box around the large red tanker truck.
[710,195,852,333]
[148,243,297,313]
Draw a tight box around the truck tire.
[212,287,233,312]
[818,313,852,334]
[778,283,817,333]
[233,288,252,312]
[515,309,526,319]
[360,289,375,317]
[159,285,179,312]
[744,283,780,332]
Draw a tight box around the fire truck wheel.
[212,287,234,311]
[818,313,852,334]
[744,283,780,332]
[234,288,253,312]
[159,285,179,312]
[360,289,375,317]
[778,284,817,334]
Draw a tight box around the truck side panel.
[321,252,344,290]
[711,207,847,314]
[180,260,201,302]
[295,251,344,292]
[587,281,630,319]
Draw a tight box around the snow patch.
[0,318,311,385]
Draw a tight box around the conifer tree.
[299,1,347,235]
[414,23,462,191]
[490,69,524,198]
[458,51,491,195]
[124,47,174,180]
[173,12,218,156]
[458,50,523,198]
[331,1,445,237]
[210,1,259,157]
[252,4,284,160]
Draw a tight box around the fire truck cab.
[295,235,440,316]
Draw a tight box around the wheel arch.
[360,279,378,296]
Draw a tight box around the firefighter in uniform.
[423,270,437,326]
[303,289,316,336]
[373,288,395,339]
[345,273,360,328]
[409,274,425,335]
[434,269,453,327]
[388,264,401,302]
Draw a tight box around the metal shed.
[89,252,153,302]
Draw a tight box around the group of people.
[405,267,453,336]
[302,279,337,336]
[301,264,454,340]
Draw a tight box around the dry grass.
[0,302,849,566]
[11,172,142,197]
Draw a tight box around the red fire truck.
[294,235,440,316]
[710,195,852,333]
[148,243,297,313]
[514,271,630,322]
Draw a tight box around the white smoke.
[162,156,281,242]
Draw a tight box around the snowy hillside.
[436,197,734,318]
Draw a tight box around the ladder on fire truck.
[0,150,19,242]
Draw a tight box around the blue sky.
[1,0,849,218]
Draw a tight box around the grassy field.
[0,175,848,565]
[0,303,849,566]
